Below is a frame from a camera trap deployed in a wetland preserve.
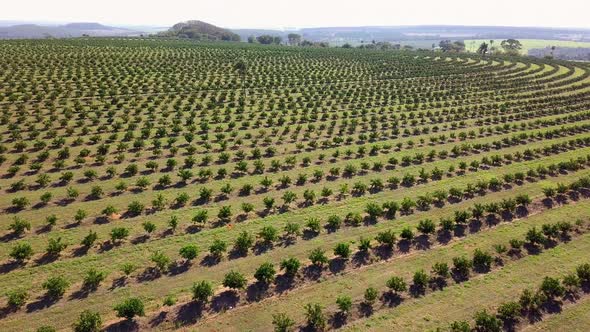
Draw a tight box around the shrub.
[326,215,343,230]
[10,242,33,261]
[81,231,98,247]
[400,227,414,241]
[272,313,295,332]
[192,281,214,303]
[304,303,326,330]
[42,276,69,299]
[36,327,57,332]
[386,276,407,294]
[358,237,372,251]
[9,217,31,235]
[432,262,450,278]
[6,289,28,308]
[179,245,199,261]
[496,301,522,322]
[209,238,227,258]
[412,269,430,291]
[280,257,301,277]
[259,226,279,244]
[142,221,157,235]
[72,310,102,332]
[336,295,352,315]
[151,251,171,272]
[472,249,493,271]
[46,237,67,256]
[448,320,471,332]
[375,230,397,248]
[333,242,351,259]
[577,263,590,283]
[473,309,501,332]
[364,287,379,305]
[452,256,472,278]
[127,201,144,215]
[83,269,106,290]
[193,210,208,224]
[539,276,565,299]
[308,248,328,266]
[417,219,436,235]
[110,227,129,243]
[365,202,383,219]
[223,270,247,290]
[114,298,145,320]
[305,217,321,234]
[254,262,276,284]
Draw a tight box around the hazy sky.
[4,0,590,29]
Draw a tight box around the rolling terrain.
[0,38,589,331]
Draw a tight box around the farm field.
[465,39,590,55]
[0,38,590,331]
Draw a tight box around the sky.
[3,0,590,29]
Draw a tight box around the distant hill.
[62,22,118,30]
[158,20,240,41]
[0,22,140,39]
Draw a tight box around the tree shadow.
[436,230,453,244]
[429,277,448,291]
[468,219,482,234]
[397,240,412,253]
[35,224,53,234]
[34,253,59,266]
[451,270,470,283]
[381,292,403,307]
[149,311,168,328]
[246,281,271,302]
[351,251,371,267]
[414,235,431,250]
[303,265,324,280]
[0,232,19,243]
[185,225,202,234]
[110,276,127,290]
[373,245,394,260]
[515,206,530,218]
[69,284,96,300]
[0,305,18,319]
[136,267,162,283]
[253,242,273,255]
[26,294,59,312]
[211,290,240,312]
[409,284,426,297]
[358,302,374,317]
[328,258,347,274]
[169,261,190,276]
[330,312,349,329]
[274,274,297,294]
[200,255,221,267]
[541,299,563,314]
[542,198,554,209]
[131,234,149,245]
[0,260,23,274]
[103,319,140,332]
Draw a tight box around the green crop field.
[465,39,590,54]
[0,38,589,332]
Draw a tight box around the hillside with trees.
[158,20,240,41]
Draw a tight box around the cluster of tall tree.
[439,40,466,52]
[477,39,522,56]
[248,35,282,45]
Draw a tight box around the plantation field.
[465,38,590,54]
[0,38,590,332]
